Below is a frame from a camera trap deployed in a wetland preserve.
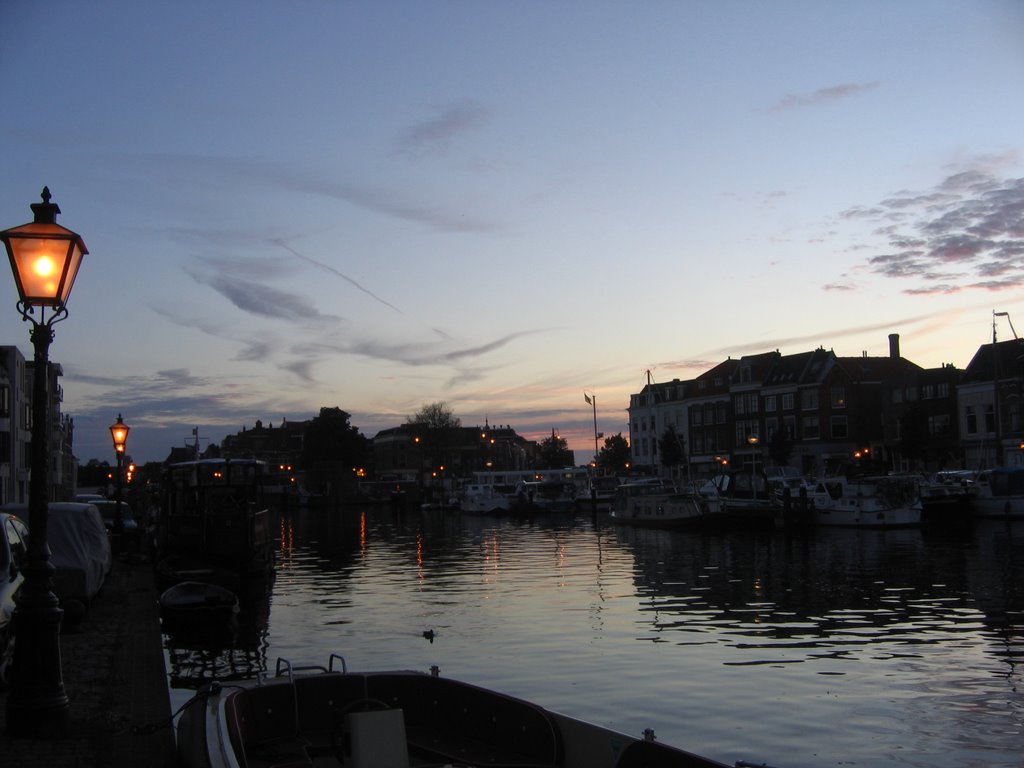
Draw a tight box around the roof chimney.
[889,333,900,359]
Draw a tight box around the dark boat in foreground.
[176,655,750,768]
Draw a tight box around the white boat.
[513,479,578,513]
[175,656,738,768]
[810,475,922,528]
[971,467,1024,519]
[458,482,514,515]
[610,480,721,528]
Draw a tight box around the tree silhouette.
[598,433,631,472]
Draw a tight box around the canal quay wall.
[0,558,176,768]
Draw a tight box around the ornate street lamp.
[1,187,87,734]
[109,414,130,547]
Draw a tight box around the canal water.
[164,507,1024,767]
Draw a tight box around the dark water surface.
[165,507,1024,767]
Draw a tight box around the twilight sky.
[2,1,1023,465]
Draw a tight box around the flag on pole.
[584,392,592,405]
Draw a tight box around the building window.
[984,404,995,433]
[765,395,776,412]
[966,405,977,434]
[692,409,703,426]
[906,387,917,402]
[893,388,903,404]
[782,393,794,411]
[830,385,846,408]
[938,382,949,397]
[0,386,8,417]
[801,389,819,410]
[784,416,796,439]
[716,405,727,423]
[802,416,820,439]
[928,414,950,435]
[831,416,848,439]
[922,384,934,400]
[766,417,778,439]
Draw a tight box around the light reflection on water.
[165,508,1024,768]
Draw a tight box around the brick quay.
[0,558,177,767]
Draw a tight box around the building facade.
[0,345,75,505]
[623,334,995,480]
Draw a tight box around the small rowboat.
[159,580,240,623]
[175,655,747,768]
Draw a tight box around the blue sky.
[2,1,1023,465]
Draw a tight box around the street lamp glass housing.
[110,414,130,454]
[1,188,87,309]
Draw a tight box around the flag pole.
[585,391,599,467]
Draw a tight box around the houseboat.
[156,458,275,588]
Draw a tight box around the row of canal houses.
[627,332,1024,481]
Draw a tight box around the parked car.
[72,493,106,504]
[89,500,138,532]
[0,502,111,627]
[0,510,29,687]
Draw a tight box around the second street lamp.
[1,187,87,735]
[109,414,130,549]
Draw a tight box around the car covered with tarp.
[0,502,111,626]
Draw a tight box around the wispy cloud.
[118,151,502,233]
[397,101,489,157]
[270,238,403,313]
[833,159,1024,294]
[768,81,880,111]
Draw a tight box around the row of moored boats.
[455,466,1024,529]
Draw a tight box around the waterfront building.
[372,421,534,485]
[957,336,1024,469]
[628,333,925,480]
[0,344,75,505]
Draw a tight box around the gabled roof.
[835,355,921,382]
[961,338,1024,383]
[762,348,835,387]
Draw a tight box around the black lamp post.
[1,187,87,735]
[109,414,130,550]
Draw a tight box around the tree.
[301,407,368,470]
[409,402,461,430]
[658,424,685,478]
[537,431,573,469]
[597,433,631,473]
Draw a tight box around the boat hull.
[176,661,731,768]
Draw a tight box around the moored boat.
[156,459,275,587]
[458,482,514,515]
[971,466,1024,519]
[610,480,721,528]
[175,655,738,768]
[810,474,922,528]
[159,580,240,623]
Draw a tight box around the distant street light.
[109,414,130,548]
[1,187,87,735]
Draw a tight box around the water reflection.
[163,575,272,689]
[163,506,1024,767]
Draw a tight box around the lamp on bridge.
[1,187,87,735]
[109,414,130,548]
